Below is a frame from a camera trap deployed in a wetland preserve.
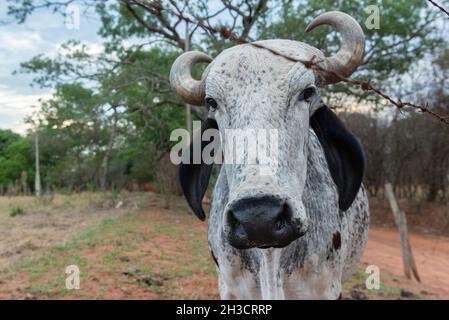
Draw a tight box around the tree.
[257,0,446,105]
[0,130,34,193]
[3,0,448,193]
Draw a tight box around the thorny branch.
[132,0,449,124]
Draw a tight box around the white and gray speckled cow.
[169,11,369,299]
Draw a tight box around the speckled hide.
[205,40,370,300]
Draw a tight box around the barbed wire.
[132,0,449,124]
[427,0,449,18]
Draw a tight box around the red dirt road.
[1,196,448,299]
[362,227,449,299]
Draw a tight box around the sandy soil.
[0,205,218,300]
[0,193,148,270]
[0,194,448,299]
[361,226,449,299]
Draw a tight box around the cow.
[169,11,369,299]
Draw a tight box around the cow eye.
[298,86,316,102]
[205,97,218,111]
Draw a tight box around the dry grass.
[0,192,153,270]
[0,193,216,299]
[0,192,441,300]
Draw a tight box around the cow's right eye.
[298,86,316,102]
[205,97,218,111]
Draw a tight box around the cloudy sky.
[0,1,104,134]
[1,1,446,134]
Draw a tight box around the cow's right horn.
[169,51,212,106]
[306,11,365,85]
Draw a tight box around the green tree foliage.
[20,42,186,190]
[257,0,445,102]
[0,130,34,190]
[3,0,447,193]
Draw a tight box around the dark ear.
[310,106,365,211]
[177,118,218,221]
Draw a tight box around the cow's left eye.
[298,86,316,102]
[205,97,218,111]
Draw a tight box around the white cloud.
[85,42,104,55]
[0,31,45,51]
[0,0,104,134]
[0,87,51,134]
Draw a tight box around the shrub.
[9,206,25,217]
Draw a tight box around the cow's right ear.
[310,105,365,211]
[177,118,218,221]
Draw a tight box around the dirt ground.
[361,227,449,299]
[0,193,150,270]
[0,192,448,300]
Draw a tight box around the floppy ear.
[177,118,218,221]
[310,105,365,211]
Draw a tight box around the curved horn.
[169,51,212,106]
[306,11,365,84]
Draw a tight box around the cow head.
[170,11,365,249]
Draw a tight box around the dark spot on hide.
[332,232,341,251]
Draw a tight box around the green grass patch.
[0,193,218,299]
[9,206,25,217]
[343,267,424,299]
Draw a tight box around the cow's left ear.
[177,118,218,221]
[310,105,365,211]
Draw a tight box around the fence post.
[384,182,420,282]
[35,131,41,197]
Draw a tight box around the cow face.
[170,12,365,249]
[205,41,319,248]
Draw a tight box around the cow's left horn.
[306,11,365,84]
[170,51,212,106]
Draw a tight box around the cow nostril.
[226,196,306,249]
[234,223,246,239]
[275,217,286,231]
[275,202,293,231]
[227,210,238,229]
[227,210,246,239]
